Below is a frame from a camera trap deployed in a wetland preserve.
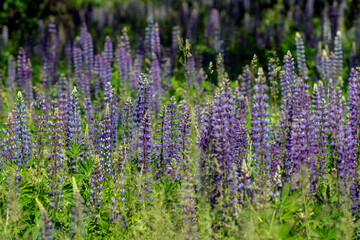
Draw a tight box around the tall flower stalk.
[251,68,271,209]
[48,108,64,210]
[14,92,31,168]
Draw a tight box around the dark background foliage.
[1,0,359,80]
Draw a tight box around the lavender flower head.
[14,91,32,168]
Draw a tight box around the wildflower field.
[1,0,360,239]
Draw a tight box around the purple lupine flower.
[194,104,202,136]
[268,57,279,83]
[14,92,32,168]
[295,81,317,191]
[343,119,357,190]
[328,88,345,187]
[187,55,196,89]
[216,53,225,82]
[290,79,315,177]
[66,87,83,173]
[116,41,127,85]
[209,78,238,205]
[102,51,112,88]
[326,78,335,101]
[326,51,335,91]
[83,98,95,153]
[104,36,113,66]
[166,96,180,166]
[150,53,162,113]
[7,55,16,88]
[144,17,153,57]
[178,101,191,174]
[181,173,198,240]
[73,47,83,89]
[81,74,91,100]
[233,95,248,175]
[269,140,282,199]
[161,58,171,91]
[196,102,214,197]
[346,116,360,220]
[17,47,26,91]
[317,80,326,101]
[24,58,33,107]
[137,111,154,202]
[239,65,251,99]
[311,84,328,187]
[33,97,50,167]
[93,54,103,93]
[348,68,360,152]
[84,32,94,80]
[275,91,293,182]
[58,82,69,136]
[97,104,114,177]
[104,81,119,149]
[121,98,136,149]
[210,79,235,175]
[89,155,104,216]
[129,54,143,92]
[214,30,224,56]
[67,87,83,146]
[319,49,329,82]
[196,71,205,98]
[2,112,19,165]
[80,24,87,46]
[48,107,64,210]
[316,42,323,77]
[204,8,220,42]
[116,27,132,85]
[280,51,296,96]
[135,74,152,125]
[334,31,343,87]
[137,110,153,171]
[251,68,271,199]
[47,22,59,61]
[111,148,126,226]
[82,124,93,163]
[319,49,331,94]
[151,22,161,61]
[350,179,360,232]
[295,32,307,78]
[329,52,337,86]
[6,55,16,105]
[37,20,46,59]
[155,105,170,178]
[36,198,54,240]
[92,105,102,154]
[121,27,132,61]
